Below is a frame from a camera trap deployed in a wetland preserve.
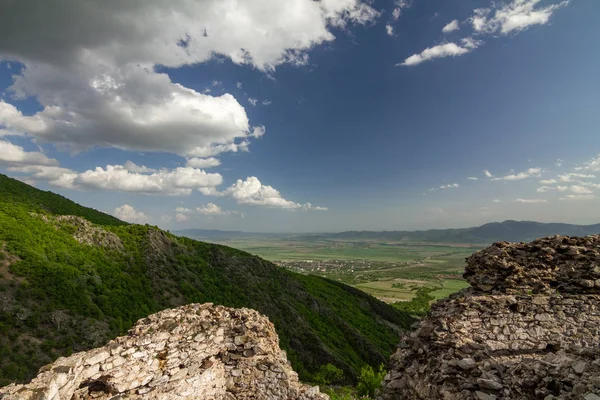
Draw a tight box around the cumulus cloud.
[484,169,494,178]
[386,24,394,36]
[471,0,568,35]
[68,165,223,195]
[13,163,223,196]
[399,42,473,66]
[467,177,478,180]
[515,198,547,204]
[442,20,460,33]
[123,160,156,173]
[490,167,542,181]
[0,0,379,157]
[186,157,221,169]
[197,203,231,216]
[0,140,58,167]
[222,176,327,210]
[114,204,150,224]
[175,213,189,222]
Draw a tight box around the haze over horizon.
[1,0,599,233]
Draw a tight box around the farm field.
[210,237,483,304]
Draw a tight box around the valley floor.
[200,237,480,304]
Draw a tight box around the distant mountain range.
[176,221,600,244]
[299,221,600,244]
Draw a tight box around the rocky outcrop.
[380,235,600,400]
[0,303,327,400]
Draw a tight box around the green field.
[209,237,482,305]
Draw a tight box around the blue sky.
[1,0,599,232]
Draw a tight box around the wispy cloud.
[560,194,596,200]
[491,167,542,181]
[399,42,473,66]
[401,0,568,66]
[386,24,394,36]
[439,183,460,189]
[515,198,547,204]
[483,169,493,178]
[467,176,478,180]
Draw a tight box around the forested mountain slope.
[0,174,412,386]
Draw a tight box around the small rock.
[477,378,503,391]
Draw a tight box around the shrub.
[356,364,386,398]
[312,363,345,385]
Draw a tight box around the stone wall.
[380,235,600,400]
[0,303,327,400]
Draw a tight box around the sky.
[0,0,599,233]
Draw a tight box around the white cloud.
[560,194,596,200]
[492,199,502,203]
[392,0,411,20]
[197,203,231,216]
[161,215,172,223]
[537,185,568,192]
[484,169,494,178]
[557,172,596,182]
[439,183,460,189]
[570,185,593,194]
[114,204,150,224]
[399,42,474,66]
[386,24,394,36]
[467,177,478,180]
[236,82,243,89]
[262,100,272,106]
[515,198,547,204]
[442,20,460,33]
[222,176,327,210]
[491,167,542,181]
[554,158,563,167]
[186,157,221,169]
[539,178,557,185]
[0,0,379,157]
[123,160,157,173]
[175,213,189,222]
[575,154,600,172]
[175,207,192,213]
[248,98,258,106]
[0,140,58,167]
[251,125,266,139]
[405,0,567,68]
[43,164,224,196]
[471,0,568,35]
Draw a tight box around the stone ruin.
[379,235,600,400]
[0,303,327,400]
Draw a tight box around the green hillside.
[0,174,413,386]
